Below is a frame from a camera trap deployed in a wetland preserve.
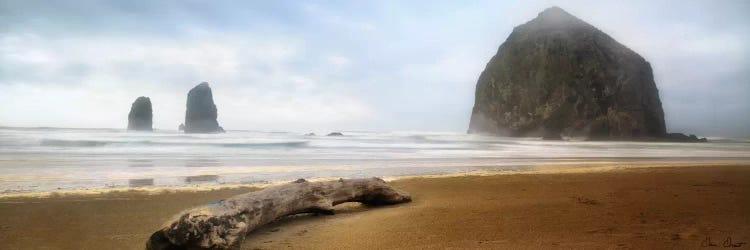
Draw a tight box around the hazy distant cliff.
[184,82,224,133]
[127,96,153,131]
[469,7,666,139]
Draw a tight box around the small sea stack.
[184,82,224,133]
[127,96,153,131]
[664,133,708,143]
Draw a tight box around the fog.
[1,0,748,136]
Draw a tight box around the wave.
[3,126,123,133]
[405,135,429,141]
[705,137,750,144]
[40,139,110,147]
[218,141,308,148]
[39,139,309,148]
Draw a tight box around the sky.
[1,0,748,136]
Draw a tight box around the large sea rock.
[184,82,224,133]
[127,96,153,131]
[468,7,667,140]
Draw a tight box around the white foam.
[1,127,749,194]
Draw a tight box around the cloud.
[1,32,301,85]
[326,55,351,69]
[301,2,377,32]
[0,0,748,136]
[0,31,374,130]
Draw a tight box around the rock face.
[184,82,224,133]
[127,96,153,131]
[468,7,666,140]
[665,133,708,143]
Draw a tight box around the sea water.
[1,126,749,194]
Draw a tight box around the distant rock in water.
[468,7,667,140]
[542,131,562,140]
[664,133,707,143]
[327,132,344,136]
[127,96,153,131]
[304,132,316,136]
[184,82,224,133]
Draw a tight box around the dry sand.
[1,164,749,249]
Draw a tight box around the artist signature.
[701,236,747,248]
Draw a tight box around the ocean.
[1,126,749,194]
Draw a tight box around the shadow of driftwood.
[241,202,407,249]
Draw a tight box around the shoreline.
[2,161,747,199]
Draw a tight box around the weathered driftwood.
[146,178,411,250]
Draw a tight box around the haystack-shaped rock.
[184,82,224,133]
[468,7,666,139]
[127,96,153,131]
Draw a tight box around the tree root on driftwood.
[146,178,411,250]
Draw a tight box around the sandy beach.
[1,164,748,249]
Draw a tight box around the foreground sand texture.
[1,165,749,249]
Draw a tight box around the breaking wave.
[39,139,309,148]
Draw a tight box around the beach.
[1,164,748,249]
[3,1,748,250]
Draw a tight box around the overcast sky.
[1,0,748,136]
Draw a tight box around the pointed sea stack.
[184,82,224,133]
[127,96,153,131]
[468,7,666,140]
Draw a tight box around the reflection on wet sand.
[128,178,154,187]
[127,159,154,168]
[184,175,219,183]
[184,159,223,168]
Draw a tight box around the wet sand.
[1,164,749,249]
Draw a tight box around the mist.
[1,0,748,136]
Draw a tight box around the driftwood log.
[146,178,411,250]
